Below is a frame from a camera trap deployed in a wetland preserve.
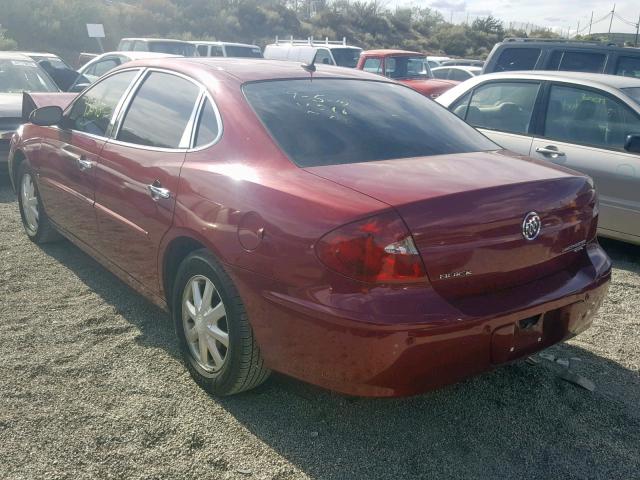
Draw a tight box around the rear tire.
[17,162,61,244]
[172,249,270,396]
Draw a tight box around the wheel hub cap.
[21,173,39,234]
[182,275,229,373]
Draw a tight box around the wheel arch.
[9,148,26,192]
[160,232,213,310]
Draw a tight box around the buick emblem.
[522,212,541,241]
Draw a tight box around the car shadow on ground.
[0,174,15,204]
[600,237,640,273]
[35,231,640,479]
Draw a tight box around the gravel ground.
[0,175,639,480]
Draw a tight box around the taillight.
[315,211,428,284]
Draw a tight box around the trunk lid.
[306,150,597,298]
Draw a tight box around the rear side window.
[243,79,497,168]
[197,45,209,56]
[92,58,121,77]
[616,56,640,78]
[194,98,220,147]
[132,41,147,52]
[432,68,449,79]
[548,50,606,73]
[450,69,471,81]
[118,72,200,148]
[211,46,224,57]
[494,48,541,72]
[67,70,138,136]
[119,40,132,51]
[464,82,540,134]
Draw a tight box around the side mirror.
[29,106,63,126]
[624,134,640,154]
[69,82,90,93]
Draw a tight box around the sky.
[388,0,640,35]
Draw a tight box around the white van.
[191,41,262,58]
[263,37,362,68]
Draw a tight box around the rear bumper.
[231,242,611,397]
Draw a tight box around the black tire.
[17,161,61,244]
[172,249,270,396]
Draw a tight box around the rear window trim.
[241,77,500,168]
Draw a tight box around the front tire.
[17,162,60,244]
[173,249,270,396]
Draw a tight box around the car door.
[94,70,202,292]
[36,69,141,246]
[450,80,542,155]
[531,83,640,240]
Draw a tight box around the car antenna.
[301,56,316,75]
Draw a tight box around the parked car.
[437,70,640,245]
[74,51,178,88]
[191,41,262,58]
[441,59,485,67]
[17,52,73,70]
[0,52,58,172]
[9,58,610,397]
[432,65,482,81]
[484,38,640,78]
[426,56,450,68]
[357,50,458,98]
[117,38,198,56]
[263,37,362,67]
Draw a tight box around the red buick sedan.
[8,59,611,397]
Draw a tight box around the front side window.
[548,50,606,73]
[243,79,497,168]
[66,70,138,136]
[132,41,148,52]
[0,58,58,93]
[465,81,540,134]
[494,48,541,72]
[92,58,121,77]
[117,72,200,148]
[362,58,382,74]
[148,41,197,56]
[314,49,334,65]
[544,84,640,150]
[450,69,471,81]
[616,56,640,78]
[386,56,431,80]
[119,40,132,51]
[197,45,209,57]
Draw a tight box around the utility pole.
[636,13,640,47]
[608,4,615,40]
[576,20,580,38]
[588,11,593,35]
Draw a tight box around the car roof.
[120,38,191,43]
[497,39,640,52]
[433,66,482,72]
[362,49,422,57]
[123,57,390,84]
[478,70,640,89]
[0,52,36,61]
[191,41,260,48]
[92,51,180,61]
[14,51,60,58]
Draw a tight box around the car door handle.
[147,183,171,200]
[535,146,566,158]
[76,158,93,171]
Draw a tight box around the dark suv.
[483,38,640,78]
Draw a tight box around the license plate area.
[491,310,565,364]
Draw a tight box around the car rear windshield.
[243,79,497,167]
[225,45,262,58]
[0,58,58,93]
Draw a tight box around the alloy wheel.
[21,173,39,235]
[182,275,229,373]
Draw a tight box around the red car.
[9,59,610,397]
[357,49,458,98]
